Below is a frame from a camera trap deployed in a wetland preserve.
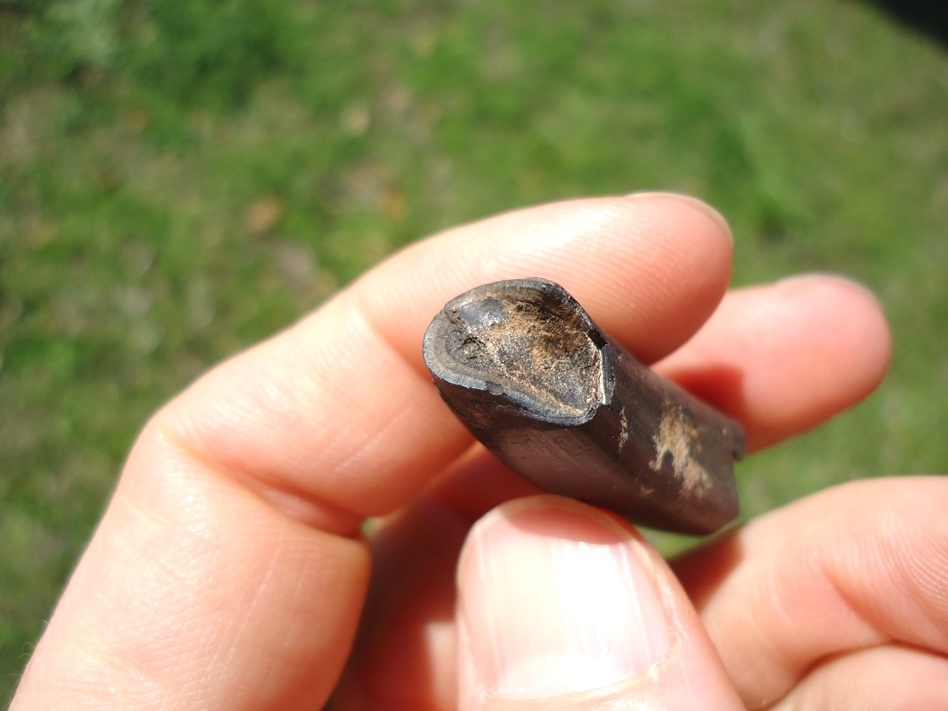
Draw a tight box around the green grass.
[2,0,947,701]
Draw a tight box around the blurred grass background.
[1,0,946,701]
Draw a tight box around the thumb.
[456,496,743,710]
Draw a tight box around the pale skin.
[11,194,948,709]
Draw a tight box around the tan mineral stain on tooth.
[617,406,630,452]
[649,403,711,495]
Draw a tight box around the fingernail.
[627,191,734,244]
[458,497,670,700]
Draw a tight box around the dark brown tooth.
[423,277,744,535]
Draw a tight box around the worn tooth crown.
[423,277,744,536]
[432,281,607,420]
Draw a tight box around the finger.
[162,193,736,526]
[770,645,948,710]
[656,274,891,451]
[332,269,894,707]
[331,453,540,711]
[456,497,743,710]
[332,268,894,706]
[330,498,469,711]
[12,194,736,709]
[672,476,948,709]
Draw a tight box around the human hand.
[13,194,937,710]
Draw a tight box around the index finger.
[12,194,735,710]
[159,193,736,530]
